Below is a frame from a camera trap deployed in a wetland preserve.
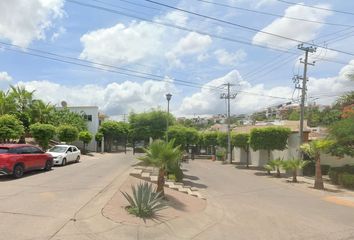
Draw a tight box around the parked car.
[47,145,81,166]
[0,144,53,178]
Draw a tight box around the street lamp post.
[166,93,172,142]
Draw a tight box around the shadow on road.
[183,174,199,181]
[183,180,207,189]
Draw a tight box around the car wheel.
[62,158,67,166]
[75,156,80,163]
[44,160,52,171]
[13,164,24,179]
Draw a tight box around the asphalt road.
[185,160,354,240]
[0,152,136,240]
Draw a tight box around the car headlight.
[55,155,63,159]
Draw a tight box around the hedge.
[303,162,330,176]
[341,173,354,189]
[328,165,354,185]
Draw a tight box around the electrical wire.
[195,0,354,27]
[277,0,354,16]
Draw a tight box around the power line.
[65,0,300,54]
[277,0,354,16]
[144,0,354,57]
[195,0,353,28]
[0,42,292,100]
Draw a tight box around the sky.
[0,0,354,120]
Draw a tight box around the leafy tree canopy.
[0,114,24,143]
[78,131,93,144]
[48,108,87,132]
[167,125,199,148]
[232,133,250,150]
[57,125,79,143]
[250,127,291,152]
[30,123,56,149]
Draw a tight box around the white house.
[67,106,107,152]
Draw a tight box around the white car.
[47,145,81,166]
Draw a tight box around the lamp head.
[166,93,172,101]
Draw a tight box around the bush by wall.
[303,162,330,176]
[341,173,354,189]
[328,165,354,185]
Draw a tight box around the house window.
[83,114,92,122]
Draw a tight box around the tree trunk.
[276,167,281,178]
[246,148,249,168]
[156,168,165,196]
[314,154,324,189]
[266,150,271,175]
[292,170,297,182]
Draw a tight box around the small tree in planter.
[57,125,79,143]
[264,158,283,177]
[139,140,182,197]
[79,131,93,154]
[215,147,226,161]
[30,123,56,150]
[282,159,310,182]
[232,133,250,168]
[250,127,291,163]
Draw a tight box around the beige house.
[233,121,310,167]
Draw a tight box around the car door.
[18,147,36,170]
[66,147,74,162]
[72,147,79,160]
[30,146,46,168]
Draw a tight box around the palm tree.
[282,159,309,182]
[264,158,283,177]
[140,140,182,196]
[9,85,34,111]
[301,140,333,189]
[30,100,54,124]
[0,90,16,115]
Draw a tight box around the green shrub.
[30,123,56,150]
[121,182,165,218]
[303,163,331,176]
[341,173,354,189]
[216,148,226,161]
[329,165,354,185]
[168,174,177,181]
[57,125,79,143]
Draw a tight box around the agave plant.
[121,182,166,218]
[282,159,310,183]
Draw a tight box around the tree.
[99,121,129,152]
[217,132,228,148]
[328,115,354,157]
[9,85,34,112]
[232,133,250,168]
[30,123,56,150]
[282,159,310,182]
[264,158,283,177]
[0,90,16,115]
[167,125,199,150]
[79,131,93,154]
[57,125,79,143]
[301,140,333,190]
[48,108,87,132]
[30,99,54,124]
[129,110,175,142]
[250,127,291,162]
[139,140,182,196]
[202,131,218,154]
[0,114,24,143]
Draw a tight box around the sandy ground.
[102,176,206,227]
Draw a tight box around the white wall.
[321,154,354,167]
[68,106,99,152]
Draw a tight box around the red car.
[0,144,53,178]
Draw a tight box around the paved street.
[1,155,354,240]
[183,160,354,240]
[0,152,136,240]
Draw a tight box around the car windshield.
[0,148,9,153]
[48,146,67,153]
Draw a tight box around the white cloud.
[252,4,332,49]
[161,11,188,26]
[80,21,165,66]
[0,0,64,47]
[178,62,354,115]
[0,72,13,90]
[166,32,212,67]
[17,79,175,118]
[214,49,247,66]
[51,26,66,42]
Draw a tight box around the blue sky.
[0,0,353,119]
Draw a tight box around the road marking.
[324,196,354,208]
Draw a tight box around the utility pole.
[296,44,316,158]
[220,83,237,164]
